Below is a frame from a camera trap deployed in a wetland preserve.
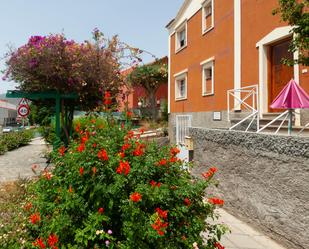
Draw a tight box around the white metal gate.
[176,115,192,145]
[176,115,192,163]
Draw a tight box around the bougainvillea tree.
[2,29,142,143]
[127,58,168,121]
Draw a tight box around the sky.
[0,0,183,93]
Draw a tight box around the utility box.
[185,136,193,151]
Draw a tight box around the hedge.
[0,130,34,155]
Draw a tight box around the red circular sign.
[18,105,30,117]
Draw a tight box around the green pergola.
[6,90,78,147]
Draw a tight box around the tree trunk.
[149,91,158,121]
[61,100,70,145]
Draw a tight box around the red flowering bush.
[19,116,227,248]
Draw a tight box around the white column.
[294,49,301,126]
[168,35,171,114]
[234,0,241,109]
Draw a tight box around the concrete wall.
[168,111,230,143]
[300,109,309,126]
[190,128,309,249]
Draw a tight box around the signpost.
[18,105,30,117]
[17,98,30,127]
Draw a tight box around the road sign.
[18,98,29,106]
[18,105,30,117]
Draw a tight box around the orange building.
[166,0,309,142]
[118,57,168,115]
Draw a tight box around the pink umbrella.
[270,79,309,134]
[270,79,309,109]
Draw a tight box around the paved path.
[0,137,48,182]
[218,209,287,249]
[0,139,288,249]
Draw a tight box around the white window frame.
[201,58,215,96]
[202,0,214,35]
[175,20,188,53]
[174,70,188,101]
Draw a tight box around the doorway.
[268,39,294,112]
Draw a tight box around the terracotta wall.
[118,82,168,111]
[170,0,234,113]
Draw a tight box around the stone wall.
[190,128,309,249]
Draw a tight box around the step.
[259,118,290,126]
[259,125,309,136]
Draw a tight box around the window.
[175,21,187,52]
[174,71,187,100]
[202,0,214,34]
[201,59,214,96]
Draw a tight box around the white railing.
[298,122,309,136]
[227,85,259,131]
[257,110,291,135]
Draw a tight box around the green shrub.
[0,130,33,154]
[39,126,56,145]
[9,116,227,248]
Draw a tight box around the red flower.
[126,130,134,139]
[47,234,58,247]
[98,207,104,214]
[140,128,145,134]
[98,149,108,161]
[214,242,225,249]
[150,180,161,188]
[151,217,168,236]
[119,151,125,158]
[69,185,73,193]
[104,91,112,105]
[126,111,133,118]
[79,167,84,176]
[170,147,180,156]
[133,144,144,156]
[116,161,130,176]
[158,159,167,166]
[92,167,97,175]
[208,198,224,206]
[170,157,178,163]
[33,237,46,249]
[202,167,218,179]
[58,146,66,156]
[155,208,168,219]
[77,143,85,153]
[75,123,81,132]
[130,192,142,202]
[122,143,131,151]
[30,213,40,224]
[81,135,88,144]
[184,198,191,206]
[93,143,97,148]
